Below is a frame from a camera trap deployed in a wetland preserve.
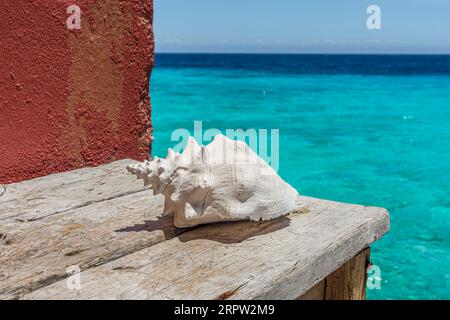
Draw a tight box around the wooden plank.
[297,248,370,300]
[297,279,325,300]
[0,159,180,299]
[0,159,146,222]
[324,248,370,300]
[1,159,129,202]
[0,190,175,299]
[23,196,389,300]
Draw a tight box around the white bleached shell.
[127,134,299,228]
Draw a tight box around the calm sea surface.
[151,54,450,299]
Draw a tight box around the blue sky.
[154,0,450,53]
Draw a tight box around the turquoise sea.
[150,54,450,299]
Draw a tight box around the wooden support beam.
[298,248,370,300]
[325,248,370,300]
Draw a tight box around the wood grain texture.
[23,197,389,300]
[0,160,144,222]
[0,159,181,299]
[297,248,370,300]
[324,248,370,300]
[2,159,389,300]
[297,279,325,300]
[0,190,175,299]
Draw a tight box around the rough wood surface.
[324,248,370,300]
[0,160,145,222]
[297,279,325,300]
[297,248,370,300]
[0,191,173,299]
[23,198,389,300]
[0,160,177,299]
[1,159,389,300]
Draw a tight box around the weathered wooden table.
[0,159,389,300]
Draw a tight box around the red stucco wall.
[0,0,154,184]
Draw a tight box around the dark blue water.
[151,54,450,299]
[155,53,450,75]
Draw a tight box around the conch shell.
[127,134,298,227]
